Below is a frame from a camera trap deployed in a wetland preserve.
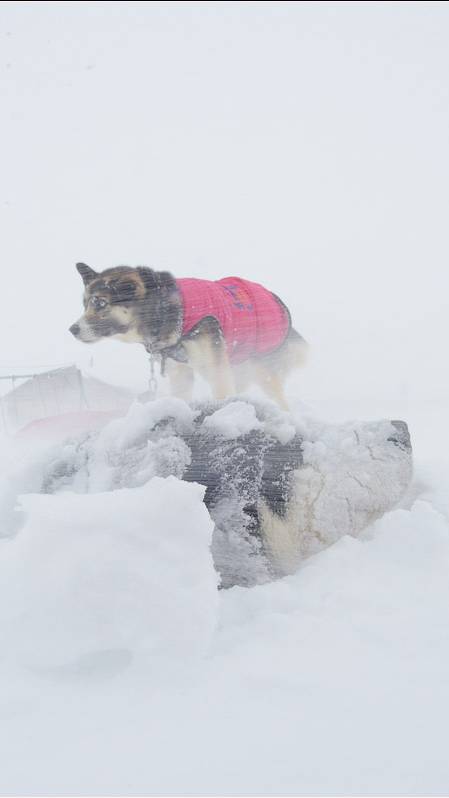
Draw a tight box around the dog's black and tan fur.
[70,263,307,408]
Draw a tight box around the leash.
[142,341,186,402]
[143,346,169,402]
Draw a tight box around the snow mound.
[290,417,413,561]
[0,397,448,795]
[0,477,217,670]
[201,400,263,438]
[2,398,412,591]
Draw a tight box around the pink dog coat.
[176,277,290,364]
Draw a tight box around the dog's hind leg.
[255,367,289,410]
[249,331,308,409]
[165,360,195,401]
[233,360,289,408]
[211,358,236,401]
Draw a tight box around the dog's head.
[69,263,152,344]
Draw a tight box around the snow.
[0,478,217,670]
[0,397,448,795]
[1,397,413,588]
[2,2,449,793]
[201,400,263,438]
[295,417,413,559]
[97,396,198,452]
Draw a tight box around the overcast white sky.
[1,0,449,400]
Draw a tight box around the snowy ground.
[2,1,449,793]
[0,395,448,796]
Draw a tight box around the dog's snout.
[69,323,80,337]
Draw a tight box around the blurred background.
[1,0,448,410]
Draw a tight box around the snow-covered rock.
[2,398,412,590]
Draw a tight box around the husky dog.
[69,263,308,407]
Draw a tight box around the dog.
[69,263,308,408]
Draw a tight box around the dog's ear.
[137,267,157,293]
[156,271,176,290]
[76,262,97,285]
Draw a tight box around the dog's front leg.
[164,359,195,402]
[183,321,235,401]
[208,351,236,401]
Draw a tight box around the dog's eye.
[89,296,108,310]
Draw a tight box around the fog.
[2,7,449,793]
[2,0,448,401]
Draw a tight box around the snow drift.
[0,397,412,672]
[4,397,412,586]
[1,397,449,796]
[0,478,217,670]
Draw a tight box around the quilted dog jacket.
[176,277,290,364]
